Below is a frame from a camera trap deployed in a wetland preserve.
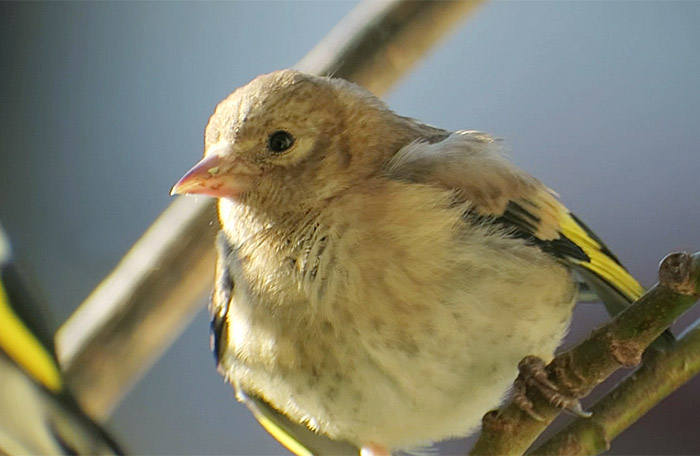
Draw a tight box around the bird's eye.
[268,130,295,154]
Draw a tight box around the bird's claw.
[513,355,592,420]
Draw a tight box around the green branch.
[530,317,700,455]
[470,252,700,455]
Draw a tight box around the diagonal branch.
[470,252,700,455]
[530,316,700,455]
[55,0,486,421]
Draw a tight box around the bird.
[171,69,646,455]
[0,223,123,455]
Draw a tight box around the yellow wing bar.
[559,212,644,303]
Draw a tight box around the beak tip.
[170,179,186,196]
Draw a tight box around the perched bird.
[0,224,123,455]
[172,70,645,455]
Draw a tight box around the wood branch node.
[659,251,698,296]
[561,435,583,454]
[553,432,585,456]
[607,335,643,368]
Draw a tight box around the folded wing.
[385,131,645,314]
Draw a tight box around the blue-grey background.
[2,1,699,454]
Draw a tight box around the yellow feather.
[558,211,644,302]
[245,401,314,456]
[0,280,63,393]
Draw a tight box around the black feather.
[211,230,234,366]
[468,201,590,264]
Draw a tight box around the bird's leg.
[513,355,591,421]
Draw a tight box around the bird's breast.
[217,181,577,447]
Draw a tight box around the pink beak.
[170,154,254,199]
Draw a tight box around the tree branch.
[530,316,700,455]
[470,252,700,455]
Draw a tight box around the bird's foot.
[513,355,591,421]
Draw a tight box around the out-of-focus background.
[1,1,699,454]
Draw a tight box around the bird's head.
[171,69,421,214]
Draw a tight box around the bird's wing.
[385,131,645,312]
[210,230,235,368]
[0,230,62,394]
[211,231,359,456]
[0,224,123,455]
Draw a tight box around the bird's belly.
[222,236,576,449]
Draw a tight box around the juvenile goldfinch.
[172,70,645,455]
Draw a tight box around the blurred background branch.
[55,0,485,421]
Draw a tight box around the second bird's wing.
[0,225,123,455]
